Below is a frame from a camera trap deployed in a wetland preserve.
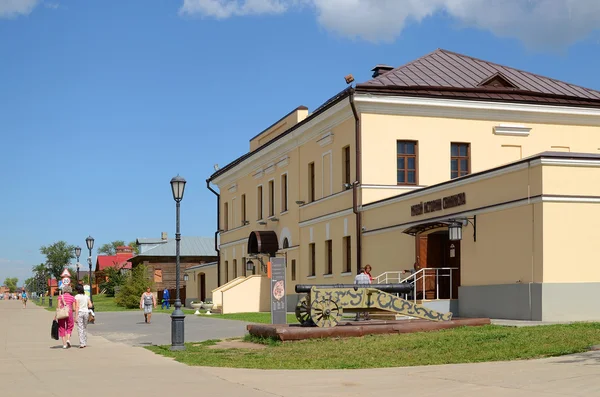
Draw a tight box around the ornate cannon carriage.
[294,283,453,328]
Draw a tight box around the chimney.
[371,64,394,78]
[161,232,168,240]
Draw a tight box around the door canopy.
[247,230,279,256]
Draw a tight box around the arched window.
[282,238,289,249]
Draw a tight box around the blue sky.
[1,0,600,285]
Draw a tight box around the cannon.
[294,283,453,328]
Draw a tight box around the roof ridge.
[437,48,600,96]
[370,48,443,83]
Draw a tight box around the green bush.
[115,265,154,309]
[99,267,126,297]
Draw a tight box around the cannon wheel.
[295,296,313,326]
[310,298,343,328]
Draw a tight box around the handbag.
[51,319,59,340]
[56,295,69,320]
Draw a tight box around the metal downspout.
[349,89,362,274]
[206,179,221,287]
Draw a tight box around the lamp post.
[170,175,187,351]
[75,246,82,283]
[86,236,94,304]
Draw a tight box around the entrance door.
[415,231,460,300]
[198,273,206,302]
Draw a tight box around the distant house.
[95,246,134,291]
[47,279,58,296]
[129,236,217,306]
[136,232,169,254]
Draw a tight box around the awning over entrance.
[247,230,279,256]
[403,221,449,236]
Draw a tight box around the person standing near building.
[21,290,27,308]
[354,268,371,320]
[74,284,92,348]
[365,264,375,283]
[162,288,170,310]
[140,287,156,324]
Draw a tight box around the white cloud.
[179,0,600,48]
[0,0,39,18]
[179,0,291,19]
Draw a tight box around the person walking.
[56,286,75,349]
[74,284,92,349]
[140,287,156,324]
[21,290,27,308]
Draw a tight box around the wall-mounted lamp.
[183,273,189,282]
[295,200,305,205]
[246,257,267,273]
[447,216,477,242]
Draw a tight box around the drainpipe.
[206,179,221,287]
[349,89,362,274]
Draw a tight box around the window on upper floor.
[257,186,263,220]
[281,174,288,212]
[241,194,246,223]
[451,142,470,179]
[223,202,229,231]
[342,146,351,188]
[397,141,418,185]
[308,162,315,202]
[268,180,275,217]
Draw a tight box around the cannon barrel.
[294,283,412,294]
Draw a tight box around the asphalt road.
[87,311,250,346]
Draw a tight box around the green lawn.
[146,322,600,369]
[200,312,298,324]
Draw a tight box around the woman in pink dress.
[56,285,75,349]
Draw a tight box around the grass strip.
[146,323,600,369]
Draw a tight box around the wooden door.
[199,274,206,301]
[416,235,439,300]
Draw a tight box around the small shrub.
[115,265,154,309]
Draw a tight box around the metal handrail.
[374,268,459,302]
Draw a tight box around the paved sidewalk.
[2,300,600,396]
[88,310,249,346]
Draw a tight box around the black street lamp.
[86,236,94,306]
[75,246,82,283]
[170,175,186,351]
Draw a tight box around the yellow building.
[206,49,600,321]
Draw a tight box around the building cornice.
[212,100,353,187]
[354,93,600,126]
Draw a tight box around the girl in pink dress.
[56,285,75,349]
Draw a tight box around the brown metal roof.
[358,49,600,105]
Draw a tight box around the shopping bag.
[51,320,59,340]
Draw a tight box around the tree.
[97,240,139,255]
[32,263,48,296]
[4,277,18,293]
[128,240,140,255]
[97,240,125,256]
[40,241,76,282]
[99,267,126,297]
[115,265,153,309]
